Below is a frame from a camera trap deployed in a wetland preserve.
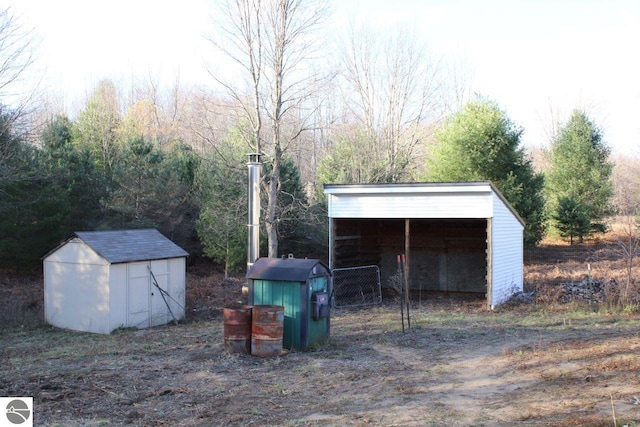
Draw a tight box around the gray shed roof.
[247,257,330,282]
[73,229,188,264]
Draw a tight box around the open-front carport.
[323,182,525,309]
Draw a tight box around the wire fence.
[331,242,635,307]
[332,265,382,308]
[522,240,640,304]
[524,242,621,267]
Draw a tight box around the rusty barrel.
[223,305,252,354]
[251,305,284,357]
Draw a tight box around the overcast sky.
[7,0,640,154]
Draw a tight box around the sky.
[6,0,640,154]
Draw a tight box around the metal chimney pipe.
[247,153,262,272]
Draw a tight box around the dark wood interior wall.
[333,218,488,293]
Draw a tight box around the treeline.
[0,81,618,273]
[0,80,326,273]
[0,2,628,274]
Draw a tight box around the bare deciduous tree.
[123,73,189,147]
[208,0,330,258]
[0,7,37,103]
[337,22,443,182]
[610,153,640,304]
[0,6,39,182]
[441,53,473,113]
[74,80,122,174]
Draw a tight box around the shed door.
[128,260,172,329]
[149,259,170,327]
[128,262,151,328]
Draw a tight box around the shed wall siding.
[490,194,524,307]
[328,193,492,219]
[44,260,111,334]
[109,264,128,331]
[44,240,107,265]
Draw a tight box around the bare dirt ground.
[1,240,640,426]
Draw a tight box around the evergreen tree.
[105,136,197,245]
[195,130,248,277]
[162,142,200,253]
[427,99,546,246]
[546,110,613,241]
[41,115,106,231]
[552,195,591,244]
[0,112,69,270]
[105,136,164,229]
[74,80,122,175]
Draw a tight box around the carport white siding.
[490,193,524,307]
[324,182,524,308]
[326,184,493,219]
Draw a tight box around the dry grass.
[525,235,640,309]
[0,270,43,327]
[1,301,639,426]
[1,238,639,426]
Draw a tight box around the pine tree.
[546,110,613,241]
[552,196,591,244]
[195,129,249,277]
[427,99,546,246]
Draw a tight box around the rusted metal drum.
[223,305,252,354]
[251,305,284,357]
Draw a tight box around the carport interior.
[332,218,488,295]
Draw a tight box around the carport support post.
[405,218,411,311]
[486,218,493,310]
[328,218,334,269]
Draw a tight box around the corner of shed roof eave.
[41,234,77,260]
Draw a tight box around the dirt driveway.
[2,298,639,426]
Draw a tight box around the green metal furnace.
[247,257,331,350]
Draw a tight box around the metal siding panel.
[328,193,493,219]
[252,280,303,349]
[300,281,309,349]
[491,196,524,307]
[307,276,329,348]
[109,264,127,332]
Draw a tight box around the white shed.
[43,229,188,334]
[323,182,524,309]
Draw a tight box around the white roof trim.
[323,181,525,226]
[324,181,493,195]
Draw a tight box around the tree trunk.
[266,147,281,258]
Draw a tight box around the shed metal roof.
[247,257,330,282]
[72,229,188,264]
